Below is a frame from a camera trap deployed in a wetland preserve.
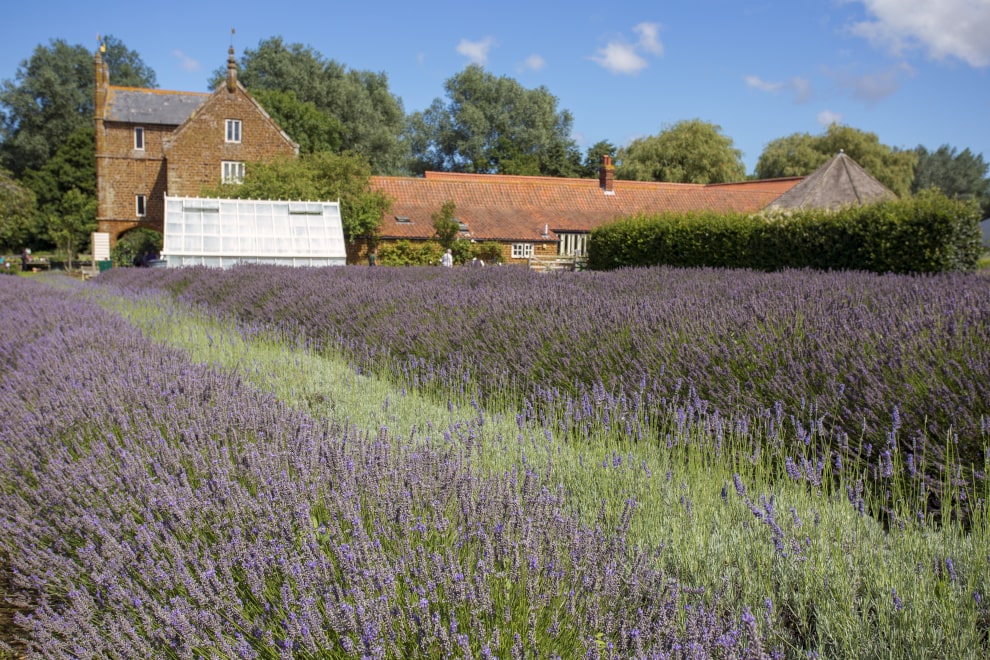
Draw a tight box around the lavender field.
[1,267,988,658]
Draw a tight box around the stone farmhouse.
[94,46,297,245]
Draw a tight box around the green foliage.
[21,125,95,213]
[588,190,983,274]
[431,200,460,250]
[111,228,163,267]
[0,168,39,251]
[0,36,153,176]
[216,37,408,174]
[756,124,918,197]
[407,64,581,176]
[472,241,504,264]
[377,239,444,266]
[46,188,96,266]
[615,119,746,184]
[249,89,343,154]
[912,144,990,217]
[581,140,617,178]
[202,151,392,243]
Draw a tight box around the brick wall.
[165,86,296,199]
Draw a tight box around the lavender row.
[0,277,762,657]
[97,265,990,467]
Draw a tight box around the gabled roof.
[372,172,802,242]
[767,151,896,210]
[104,86,209,125]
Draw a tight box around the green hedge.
[587,190,983,274]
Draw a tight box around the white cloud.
[848,0,990,67]
[634,22,664,56]
[817,109,844,126]
[825,63,912,103]
[591,42,649,75]
[456,36,497,66]
[591,22,663,75]
[519,54,546,72]
[745,75,813,103]
[172,50,199,72]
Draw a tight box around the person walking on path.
[441,248,453,268]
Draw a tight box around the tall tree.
[616,119,746,184]
[250,89,343,154]
[47,187,96,266]
[214,37,408,174]
[202,151,392,243]
[407,65,581,177]
[0,168,39,251]
[0,36,154,176]
[581,140,618,178]
[912,144,990,216]
[431,200,459,251]
[21,125,95,213]
[755,124,917,197]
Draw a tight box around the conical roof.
[767,151,895,210]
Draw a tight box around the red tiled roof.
[371,172,803,242]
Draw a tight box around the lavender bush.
[1,277,761,657]
[98,265,989,480]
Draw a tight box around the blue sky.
[3,0,988,174]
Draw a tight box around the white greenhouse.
[161,195,347,268]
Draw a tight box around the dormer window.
[456,219,469,232]
[134,127,145,150]
[225,119,242,143]
[395,216,412,224]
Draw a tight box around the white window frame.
[222,161,245,184]
[136,194,146,217]
[225,119,242,143]
[511,243,533,259]
[134,127,145,150]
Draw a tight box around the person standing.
[368,248,377,267]
[441,248,453,268]
[20,248,30,272]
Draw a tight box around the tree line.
[2,35,988,260]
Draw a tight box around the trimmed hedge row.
[587,190,984,273]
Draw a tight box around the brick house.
[94,46,298,245]
[364,157,803,266]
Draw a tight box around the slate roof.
[104,86,210,125]
[372,172,802,242]
[767,151,896,210]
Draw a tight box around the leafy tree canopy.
[202,151,392,243]
[250,89,343,155]
[0,168,40,251]
[407,65,582,177]
[912,144,990,216]
[581,140,618,178]
[615,119,746,184]
[21,125,95,214]
[213,37,408,174]
[0,36,154,176]
[47,187,96,266]
[755,124,917,197]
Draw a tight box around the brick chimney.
[599,154,615,194]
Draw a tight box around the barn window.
[134,127,145,150]
[511,243,533,259]
[136,195,146,217]
[225,119,242,143]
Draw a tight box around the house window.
[511,243,533,259]
[134,127,145,150]
[225,119,242,143]
[222,161,245,184]
[136,195,146,217]
[558,233,588,257]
